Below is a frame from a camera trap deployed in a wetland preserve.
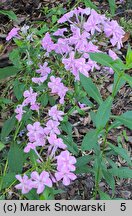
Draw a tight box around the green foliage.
[60,135,79,156]
[24,189,39,200]
[0,66,19,80]
[95,96,113,129]
[0,10,17,21]
[0,142,5,151]
[61,121,72,138]
[80,73,103,105]
[107,0,116,16]
[99,190,111,200]
[112,111,132,130]
[8,143,26,173]
[13,80,25,100]
[76,155,93,167]
[84,0,98,10]
[1,115,17,142]
[0,172,16,190]
[109,167,132,178]
[81,129,98,151]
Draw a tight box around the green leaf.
[81,129,98,151]
[8,143,25,173]
[0,10,17,21]
[108,0,116,16]
[60,135,79,156]
[61,121,72,137]
[90,111,96,126]
[9,49,21,69]
[112,73,126,97]
[13,80,25,100]
[76,155,93,167]
[36,24,49,36]
[84,0,98,10]
[40,187,54,200]
[1,173,16,190]
[24,189,39,200]
[0,97,12,105]
[112,111,132,130]
[99,190,111,200]
[80,73,103,105]
[75,166,93,174]
[52,15,58,24]
[95,96,113,129]
[0,142,5,151]
[126,45,132,66]
[108,142,132,166]
[108,120,122,131]
[89,52,113,68]
[123,74,132,88]
[109,167,132,178]
[39,94,49,107]
[0,66,19,80]
[102,168,115,194]
[79,97,93,107]
[1,115,17,141]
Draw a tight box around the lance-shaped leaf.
[95,96,113,129]
[81,129,98,151]
[111,111,132,130]
[80,73,103,105]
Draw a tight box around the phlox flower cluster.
[12,7,125,196]
[15,103,77,194]
[41,7,125,80]
[15,87,39,122]
[48,76,68,104]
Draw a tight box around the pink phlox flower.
[36,62,51,76]
[48,76,62,93]
[31,171,52,194]
[110,35,124,49]
[6,27,20,41]
[24,143,36,153]
[15,104,26,122]
[15,174,32,194]
[48,76,68,104]
[74,58,90,80]
[69,27,90,50]
[104,49,119,74]
[44,120,60,135]
[83,42,99,58]
[103,20,125,49]
[49,105,64,121]
[87,59,100,72]
[62,51,76,71]
[32,76,48,85]
[84,10,102,35]
[23,87,38,105]
[55,170,77,186]
[27,122,45,143]
[78,102,86,108]
[57,84,68,104]
[54,38,71,54]
[53,28,68,37]
[77,7,91,15]
[108,49,118,60]
[56,150,76,172]
[86,41,99,53]
[58,11,74,23]
[41,32,54,52]
[48,133,66,150]
[30,103,40,111]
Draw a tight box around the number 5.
[120,203,126,211]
